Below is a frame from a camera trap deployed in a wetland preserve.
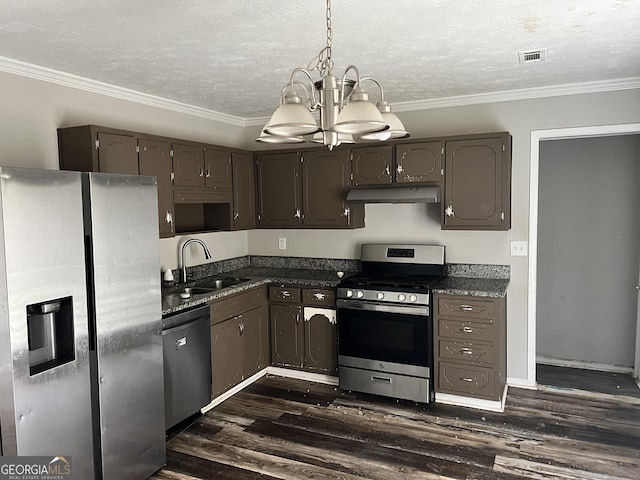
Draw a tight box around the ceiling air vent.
[518,48,547,64]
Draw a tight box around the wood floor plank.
[154,375,640,480]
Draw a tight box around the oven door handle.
[336,299,428,316]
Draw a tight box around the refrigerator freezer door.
[83,173,165,479]
[0,168,95,479]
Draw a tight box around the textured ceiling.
[1,0,639,119]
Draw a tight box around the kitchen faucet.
[181,239,212,283]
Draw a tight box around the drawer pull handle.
[313,293,326,300]
[281,291,291,298]
[460,305,473,311]
[460,377,474,382]
[461,326,474,333]
[371,375,392,384]
[460,348,474,355]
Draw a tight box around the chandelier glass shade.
[257,0,408,149]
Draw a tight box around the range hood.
[346,186,441,204]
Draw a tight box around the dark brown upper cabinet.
[351,142,443,187]
[395,141,443,184]
[301,150,364,228]
[351,145,393,186]
[231,152,256,230]
[255,150,364,229]
[57,126,174,238]
[58,126,139,175]
[138,138,175,238]
[172,143,205,188]
[443,134,511,230]
[205,148,232,190]
[255,152,302,228]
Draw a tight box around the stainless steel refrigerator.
[0,167,165,479]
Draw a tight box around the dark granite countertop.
[162,267,355,316]
[432,277,509,298]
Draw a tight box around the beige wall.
[3,67,640,385]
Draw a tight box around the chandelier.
[256,0,409,149]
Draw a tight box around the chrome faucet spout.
[181,239,212,283]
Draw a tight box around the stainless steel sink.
[181,287,217,295]
[196,277,250,290]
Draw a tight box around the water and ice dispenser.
[27,297,75,375]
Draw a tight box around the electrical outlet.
[510,240,528,257]
[278,237,287,250]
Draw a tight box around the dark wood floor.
[537,363,640,398]
[150,374,640,480]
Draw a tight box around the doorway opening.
[528,124,640,396]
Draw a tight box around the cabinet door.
[304,307,337,374]
[270,304,303,367]
[443,137,509,229]
[211,316,243,397]
[97,132,138,174]
[205,148,232,189]
[395,141,442,184]
[255,153,302,227]
[351,146,392,186]
[139,139,174,238]
[301,150,351,227]
[241,305,268,378]
[231,152,256,230]
[173,143,205,187]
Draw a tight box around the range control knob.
[356,290,364,298]
[409,294,418,302]
[398,293,407,302]
[345,290,354,298]
[376,292,385,300]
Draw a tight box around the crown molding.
[2,56,638,126]
[391,77,640,113]
[0,56,246,127]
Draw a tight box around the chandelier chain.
[307,0,334,76]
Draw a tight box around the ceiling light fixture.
[257,0,408,149]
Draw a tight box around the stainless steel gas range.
[336,244,445,403]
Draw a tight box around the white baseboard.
[202,368,268,412]
[266,366,339,386]
[435,385,508,412]
[201,367,339,413]
[536,356,633,374]
[507,377,537,389]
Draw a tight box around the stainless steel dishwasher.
[162,305,211,430]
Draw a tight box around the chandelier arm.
[339,65,361,108]
[286,68,319,109]
[360,76,385,102]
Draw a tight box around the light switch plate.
[278,237,287,250]
[510,240,528,256]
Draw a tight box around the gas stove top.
[337,244,446,306]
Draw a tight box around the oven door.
[336,299,431,368]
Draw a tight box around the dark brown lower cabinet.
[270,286,337,375]
[433,293,506,401]
[210,286,268,398]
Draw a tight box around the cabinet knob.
[396,164,403,174]
[206,169,211,178]
[385,165,390,175]
[294,208,301,218]
[198,167,204,177]
[636,285,640,290]
[233,211,239,220]
[165,211,173,225]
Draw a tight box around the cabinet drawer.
[269,286,301,303]
[438,362,498,399]
[438,340,495,365]
[302,288,335,307]
[437,297,495,320]
[210,286,266,325]
[437,319,496,342]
